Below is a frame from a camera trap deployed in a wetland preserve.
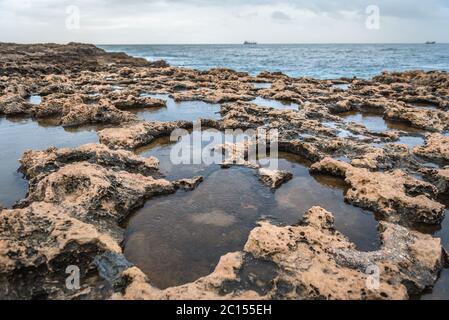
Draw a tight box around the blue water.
[99,44,449,79]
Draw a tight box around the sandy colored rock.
[0,202,121,299]
[114,207,444,300]
[60,100,137,127]
[420,167,449,194]
[20,143,160,181]
[99,120,193,150]
[385,106,449,132]
[0,142,206,299]
[413,133,449,164]
[0,94,30,115]
[310,158,445,224]
[258,168,293,189]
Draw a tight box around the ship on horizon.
[425,41,436,44]
[243,41,257,45]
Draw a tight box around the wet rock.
[0,42,151,76]
[0,143,183,299]
[385,106,449,132]
[172,89,254,104]
[99,120,193,150]
[110,93,167,110]
[413,134,449,165]
[20,143,161,181]
[174,176,204,191]
[94,252,134,287]
[215,141,293,189]
[351,144,420,171]
[114,207,443,300]
[420,167,449,194]
[2,44,449,300]
[19,162,176,225]
[0,94,30,115]
[310,158,445,225]
[60,101,137,127]
[0,202,121,299]
[258,168,293,189]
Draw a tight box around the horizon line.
[96,42,448,46]
[2,41,448,46]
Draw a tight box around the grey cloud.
[0,0,448,43]
[271,10,292,22]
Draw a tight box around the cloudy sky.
[1,0,448,44]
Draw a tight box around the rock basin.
[126,133,381,289]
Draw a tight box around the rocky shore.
[0,43,448,300]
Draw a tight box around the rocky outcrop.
[413,134,449,164]
[258,168,293,189]
[385,106,449,132]
[19,143,161,181]
[0,202,121,299]
[59,100,138,127]
[215,141,293,189]
[114,207,444,300]
[1,43,449,301]
[310,158,445,225]
[420,167,449,194]
[98,121,193,150]
[0,94,32,115]
[0,42,154,76]
[0,143,203,299]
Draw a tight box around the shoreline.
[0,42,448,300]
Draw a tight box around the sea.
[98,43,449,79]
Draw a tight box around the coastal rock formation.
[1,43,449,300]
[18,162,175,223]
[0,202,121,299]
[19,143,161,181]
[420,167,449,194]
[114,207,444,300]
[98,120,193,150]
[109,91,167,110]
[0,94,31,115]
[385,106,449,132]
[0,92,139,127]
[0,42,154,76]
[413,133,449,164]
[59,101,138,127]
[0,143,204,299]
[215,141,294,189]
[310,158,445,225]
[258,168,293,189]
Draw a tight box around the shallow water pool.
[125,132,381,289]
[252,97,299,110]
[134,93,221,122]
[0,117,99,207]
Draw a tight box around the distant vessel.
[243,41,257,45]
[425,41,436,45]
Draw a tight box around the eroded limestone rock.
[310,158,445,225]
[114,207,444,300]
[0,143,204,299]
[20,143,161,181]
[413,133,449,165]
[98,120,193,150]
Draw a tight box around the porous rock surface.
[113,207,444,300]
[0,144,196,299]
[1,43,448,300]
[310,158,445,225]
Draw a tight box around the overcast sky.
[1,0,448,44]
